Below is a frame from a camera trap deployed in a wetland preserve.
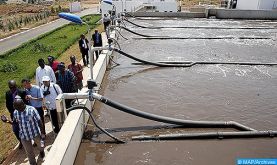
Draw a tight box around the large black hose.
[124,19,161,29]
[112,25,272,40]
[124,19,276,30]
[114,28,129,40]
[67,105,125,143]
[132,61,277,66]
[115,48,277,67]
[114,26,168,38]
[132,131,277,141]
[114,48,195,67]
[91,93,255,131]
[133,37,272,40]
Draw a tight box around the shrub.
[0,61,17,73]
[0,19,4,31]
[31,43,53,53]
[7,20,14,31]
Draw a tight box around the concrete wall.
[129,12,206,18]
[154,1,178,12]
[214,9,277,19]
[236,0,259,10]
[100,0,178,14]
[236,0,277,10]
[43,32,115,165]
[69,2,81,13]
[259,0,277,10]
[101,0,144,16]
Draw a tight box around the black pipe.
[114,28,129,40]
[67,105,125,143]
[132,61,277,66]
[133,37,272,40]
[114,48,195,67]
[132,131,277,141]
[112,25,271,40]
[124,19,276,30]
[113,26,168,38]
[115,48,277,67]
[124,18,161,29]
[92,93,255,131]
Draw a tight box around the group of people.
[79,29,103,66]
[1,19,106,165]
[2,55,84,165]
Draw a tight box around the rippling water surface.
[75,18,277,165]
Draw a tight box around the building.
[226,0,277,10]
[100,0,178,16]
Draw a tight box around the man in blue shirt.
[22,78,45,135]
[13,98,45,165]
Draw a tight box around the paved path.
[0,7,99,55]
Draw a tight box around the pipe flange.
[217,132,224,139]
[268,130,275,137]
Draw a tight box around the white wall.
[101,0,178,14]
[101,0,143,17]
[236,0,277,10]
[258,0,277,10]
[69,2,81,13]
[154,1,178,12]
[236,0,259,10]
[100,2,113,18]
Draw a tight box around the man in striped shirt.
[13,98,45,165]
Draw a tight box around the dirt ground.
[0,0,100,39]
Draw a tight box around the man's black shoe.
[39,151,45,158]
[18,143,23,149]
[32,142,37,147]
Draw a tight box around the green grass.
[0,14,101,163]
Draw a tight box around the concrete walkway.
[0,6,99,55]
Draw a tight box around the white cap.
[42,76,50,82]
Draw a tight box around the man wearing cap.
[36,58,56,87]
[41,76,62,133]
[92,29,103,61]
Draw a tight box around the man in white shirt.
[103,14,111,31]
[41,76,62,133]
[36,59,56,87]
[78,34,90,66]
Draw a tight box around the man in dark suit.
[92,29,103,61]
[5,80,28,149]
[79,34,90,66]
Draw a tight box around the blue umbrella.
[58,12,83,24]
[103,0,112,5]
